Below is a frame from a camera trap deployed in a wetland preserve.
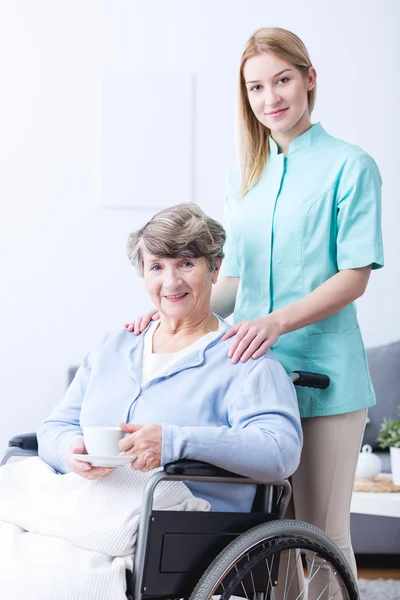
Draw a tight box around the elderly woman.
[37,204,302,513]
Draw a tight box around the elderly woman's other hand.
[68,437,116,480]
[119,423,162,472]
[124,309,160,335]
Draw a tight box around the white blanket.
[0,457,210,599]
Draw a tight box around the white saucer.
[70,453,134,468]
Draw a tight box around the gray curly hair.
[126,204,226,274]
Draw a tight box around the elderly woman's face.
[142,251,219,320]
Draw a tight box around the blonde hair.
[238,27,316,196]
[127,203,226,274]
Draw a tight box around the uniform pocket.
[308,303,359,335]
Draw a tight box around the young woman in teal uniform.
[127,27,383,595]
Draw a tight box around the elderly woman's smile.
[143,253,219,332]
[164,294,188,302]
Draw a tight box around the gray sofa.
[350,339,400,555]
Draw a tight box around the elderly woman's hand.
[68,437,116,480]
[222,315,284,363]
[124,309,160,335]
[119,422,162,472]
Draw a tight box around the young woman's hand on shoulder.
[124,309,160,334]
[222,314,284,363]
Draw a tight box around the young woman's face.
[243,52,316,135]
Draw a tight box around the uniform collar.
[269,122,326,156]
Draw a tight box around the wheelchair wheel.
[189,519,358,600]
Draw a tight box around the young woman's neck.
[153,311,218,353]
[271,113,312,155]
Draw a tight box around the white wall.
[0,0,398,449]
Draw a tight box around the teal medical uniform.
[221,123,384,418]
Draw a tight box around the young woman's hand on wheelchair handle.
[119,422,162,472]
[68,437,116,480]
[124,309,160,335]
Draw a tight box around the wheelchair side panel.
[141,510,277,598]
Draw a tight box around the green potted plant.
[377,411,400,486]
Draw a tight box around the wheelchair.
[1,371,359,600]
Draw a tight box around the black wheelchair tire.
[189,519,359,600]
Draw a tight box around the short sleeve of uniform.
[220,171,240,277]
[336,152,384,271]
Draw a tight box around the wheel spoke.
[304,551,317,599]
[293,558,328,600]
[249,565,257,597]
[247,551,257,597]
[294,582,307,599]
[327,584,345,599]
[315,569,338,600]
[283,548,303,599]
[235,564,250,599]
[283,548,292,599]
[307,551,317,583]
[264,551,276,600]
[302,558,327,588]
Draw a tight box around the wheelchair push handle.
[290,371,330,389]
[8,432,38,450]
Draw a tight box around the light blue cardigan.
[38,319,302,512]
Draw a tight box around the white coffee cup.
[83,426,124,457]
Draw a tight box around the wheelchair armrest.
[164,459,247,479]
[8,433,38,451]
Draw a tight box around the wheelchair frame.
[3,370,349,600]
[1,435,291,600]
